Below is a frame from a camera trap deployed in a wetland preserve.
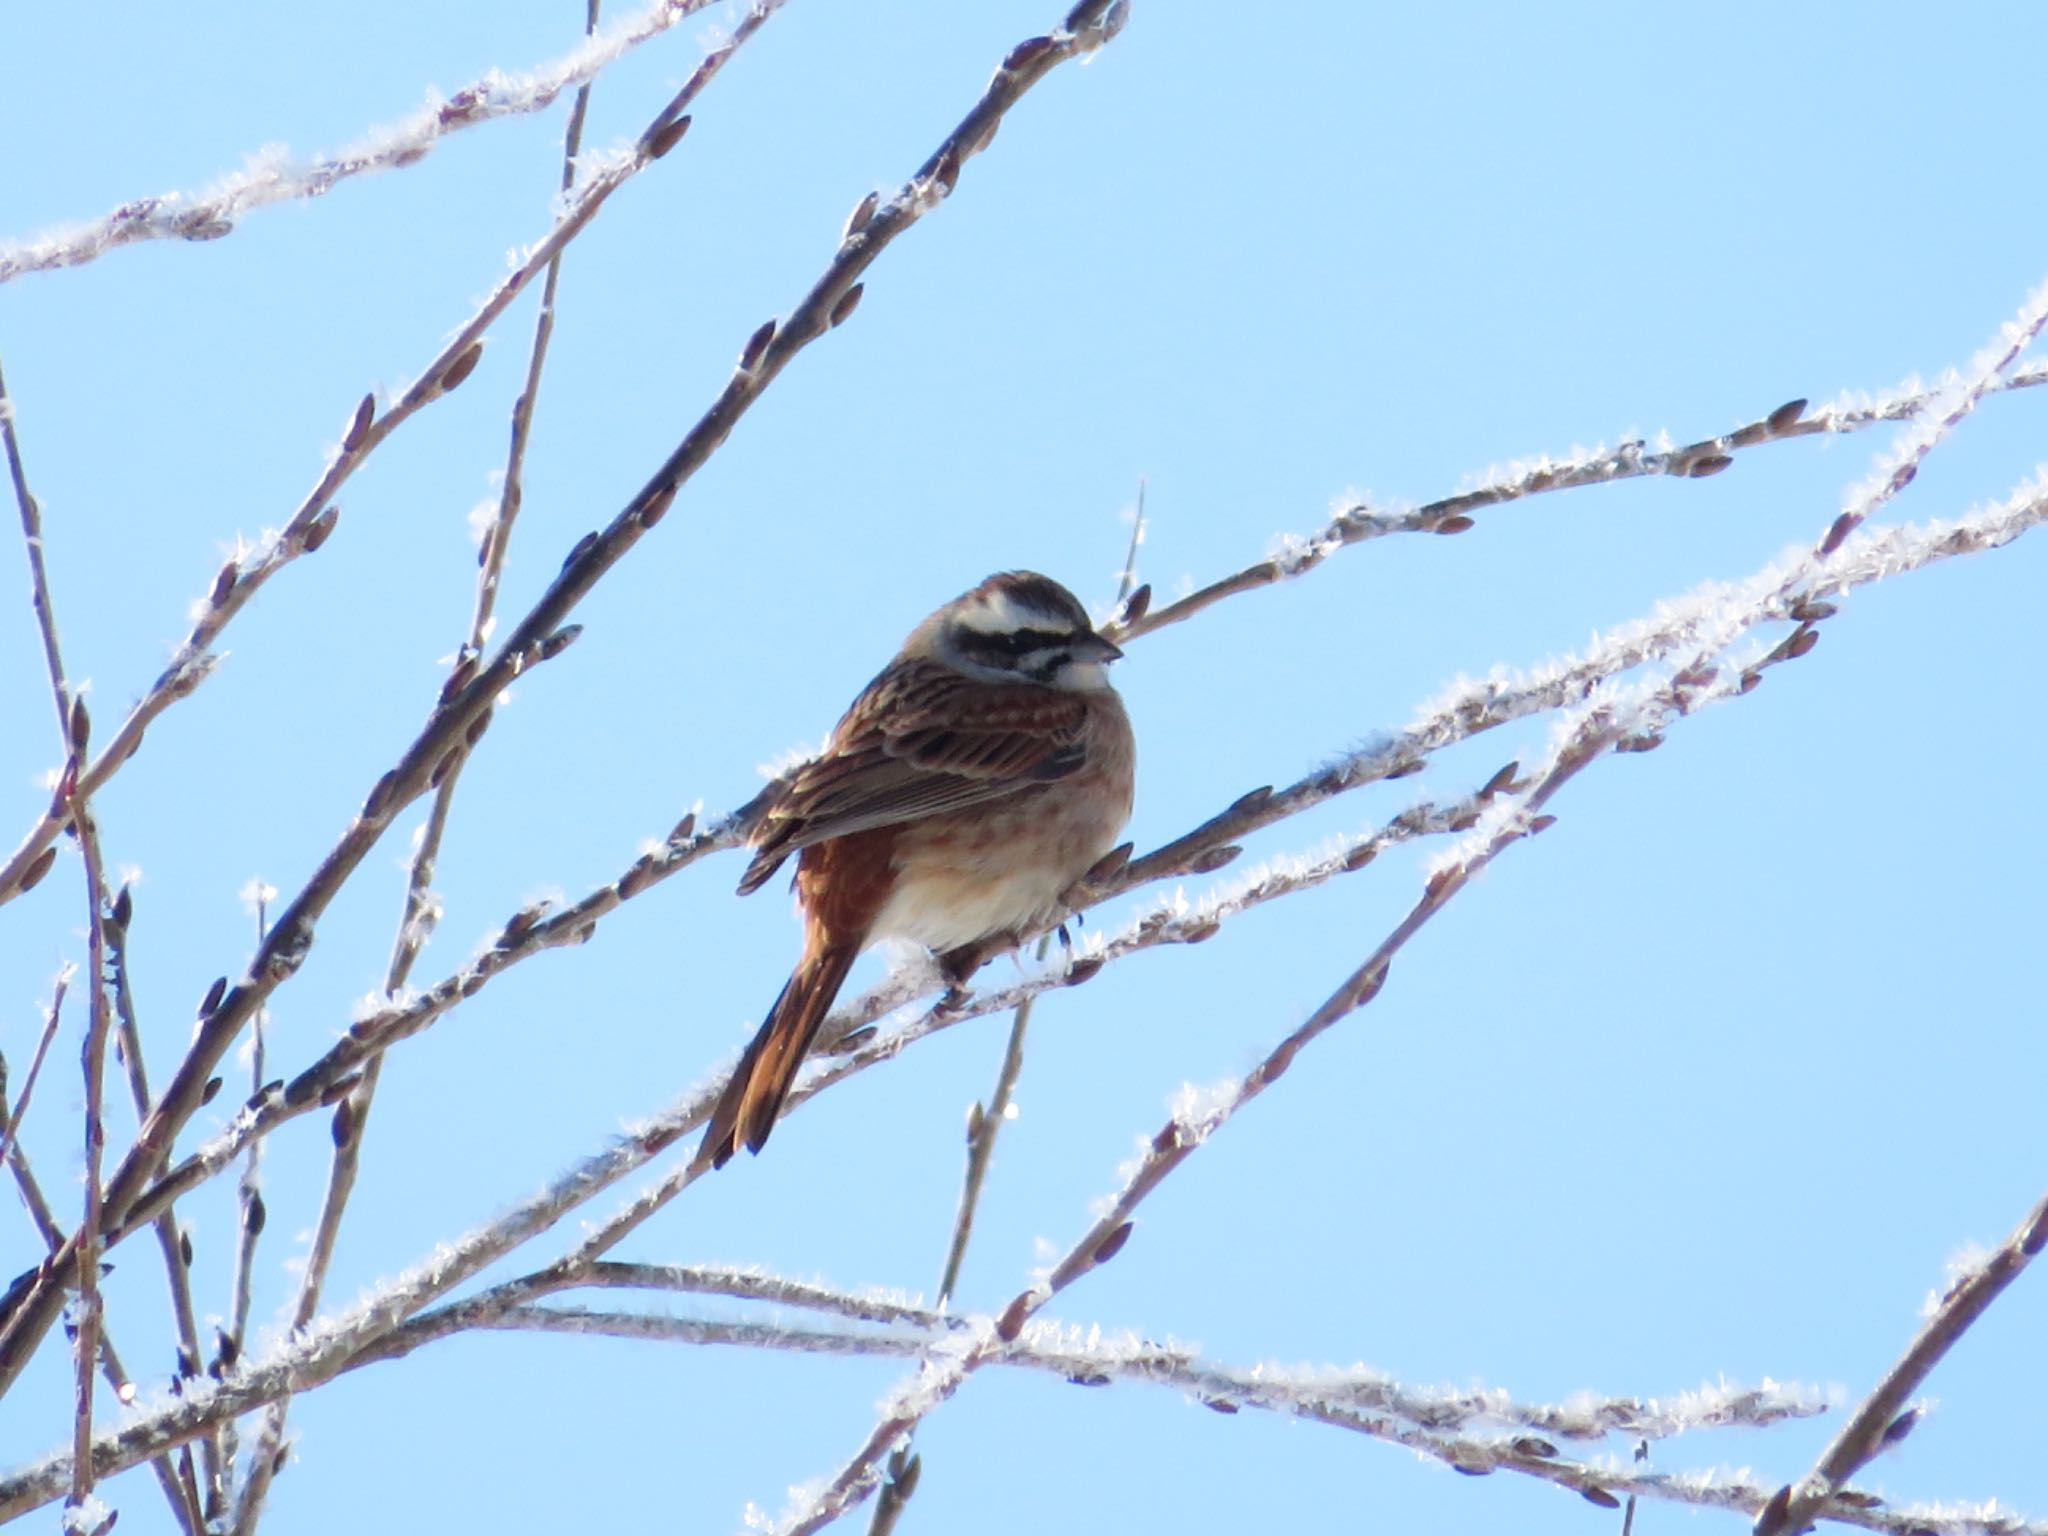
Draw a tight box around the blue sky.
[2,3,2044,1533]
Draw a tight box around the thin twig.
[68,456,2048,1508]
[575,1262,970,1329]
[110,814,738,1235]
[773,712,1617,1534]
[1620,1437,1648,1536]
[2,628,2033,1536]
[65,783,116,1524]
[0,972,68,1178]
[224,2,622,1522]
[2,348,177,1530]
[0,0,1134,1403]
[12,1300,2011,1536]
[0,353,73,740]
[1,1060,222,1536]
[1753,1189,2048,1536]
[4,344,2042,918]
[0,11,769,912]
[2,1238,1851,1523]
[934,1001,1033,1314]
[0,611,565,1391]
[870,478,1153,1534]
[404,1301,1829,1444]
[112,461,2048,1275]
[865,991,1031,1536]
[0,0,728,284]
[778,306,2048,1518]
[93,0,1089,1217]
[224,888,273,1363]
[14,279,2043,1529]
[323,782,1502,1352]
[466,1306,1861,1532]
[103,884,217,1519]
[212,884,274,1524]
[0,1074,63,1248]
[1109,360,2048,648]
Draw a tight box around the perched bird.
[699,571,1135,1168]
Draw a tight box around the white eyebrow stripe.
[954,588,1064,636]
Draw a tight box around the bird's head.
[916,570,1123,691]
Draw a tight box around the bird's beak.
[1076,631,1124,664]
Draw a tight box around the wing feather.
[737,661,1090,893]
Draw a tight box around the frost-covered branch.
[0,0,1117,1400]
[578,1262,976,1328]
[1,355,77,747]
[0,981,68,1204]
[125,767,1500,1329]
[772,291,2048,1523]
[1754,1188,2048,1536]
[1,1011,206,1536]
[0,0,1134,1416]
[438,1304,1851,1521]
[869,493,1152,1536]
[204,892,267,1523]
[1112,391,1810,645]
[0,1252,1843,1524]
[4,347,189,1531]
[393,1266,1830,1448]
[0,614,584,1396]
[8,459,2044,1532]
[56,443,2048,1530]
[63,773,116,1525]
[222,10,625,1516]
[0,0,728,284]
[0,1120,691,1520]
[0,6,777,915]
[107,806,737,1239]
[1111,356,2048,648]
[104,886,217,1529]
[26,327,2048,1266]
[774,713,1630,1530]
[108,448,2048,1303]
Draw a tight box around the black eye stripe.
[963,627,1072,658]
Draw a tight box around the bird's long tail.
[699,942,860,1169]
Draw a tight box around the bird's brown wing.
[736,661,1090,895]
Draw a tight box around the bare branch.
[108,456,2048,1292]
[0,971,69,1182]
[0,1252,1848,1527]
[1754,1189,2048,1536]
[223,0,643,1518]
[1,1028,217,1536]
[63,789,115,1523]
[0,9,771,912]
[384,1298,2010,1536]
[773,270,2048,1521]
[102,884,218,1518]
[0,0,1136,1407]
[0,355,75,742]
[0,0,730,283]
[1112,359,2048,649]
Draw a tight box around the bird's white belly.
[867,856,1071,954]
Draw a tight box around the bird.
[698,570,1135,1169]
